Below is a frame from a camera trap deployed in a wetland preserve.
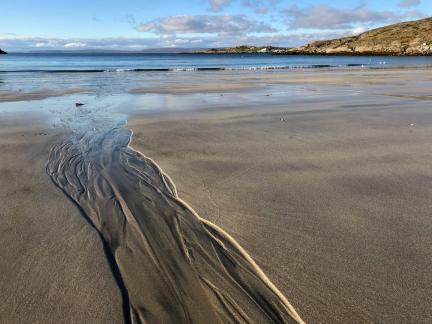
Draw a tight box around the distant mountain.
[277,17,432,56]
[19,48,205,54]
[0,49,6,54]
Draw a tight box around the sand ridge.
[46,126,304,323]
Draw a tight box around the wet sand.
[0,88,89,102]
[127,68,432,323]
[0,112,123,323]
[1,67,432,323]
[46,127,302,323]
[130,82,256,94]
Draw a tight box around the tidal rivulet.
[46,126,304,324]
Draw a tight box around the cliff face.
[277,17,432,56]
[0,49,6,54]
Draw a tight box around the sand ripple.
[46,127,303,324]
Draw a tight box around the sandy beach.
[1,67,432,323]
[0,112,124,323]
[127,68,432,323]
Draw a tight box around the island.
[0,49,7,54]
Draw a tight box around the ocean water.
[1,53,432,72]
[1,53,431,95]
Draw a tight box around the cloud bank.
[0,31,352,52]
[284,4,423,29]
[135,15,276,35]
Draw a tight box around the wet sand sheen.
[0,88,90,102]
[4,66,432,323]
[128,85,432,323]
[46,126,304,323]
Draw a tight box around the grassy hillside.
[281,17,432,55]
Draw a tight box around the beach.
[1,66,432,323]
[0,112,124,323]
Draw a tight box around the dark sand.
[45,127,303,323]
[128,68,432,323]
[0,112,123,323]
[0,95,304,323]
[1,67,432,323]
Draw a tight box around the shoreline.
[2,63,432,74]
[1,66,432,323]
[1,65,432,104]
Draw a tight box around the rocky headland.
[280,17,432,56]
[202,17,432,56]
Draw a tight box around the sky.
[0,0,430,51]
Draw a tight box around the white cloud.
[33,40,60,48]
[284,4,423,29]
[351,27,368,35]
[0,2,427,52]
[0,32,352,52]
[64,42,87,48]
[136,15,276,36]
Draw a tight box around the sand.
[0,112,124,323]
[127,68,432,323]
[0,88,89,102]
[130,82,257,94]
[2,67,432,323]
[44,126,303,323]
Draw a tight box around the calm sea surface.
[1,53,431,93]
[1,53,431,128]
[1,53,432,72]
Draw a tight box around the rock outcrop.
[0,49,6,54]
[200,46,287,54]
[276,17,432,56]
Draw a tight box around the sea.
[1,53,432,127]
[1,53,431,95]
[1,53,432,72]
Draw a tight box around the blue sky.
[0,0,430,51]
